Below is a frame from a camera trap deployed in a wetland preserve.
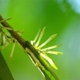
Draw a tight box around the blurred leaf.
[0,51,14,80]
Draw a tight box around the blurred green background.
[0,0,80,80]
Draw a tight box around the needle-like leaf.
[35,27,46,47]
[41,44,61,51]
[38,34,57,49]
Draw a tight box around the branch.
[0,15,60,80]
[0,15,26,48]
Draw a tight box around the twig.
[0,15,60,80]
[0,15,26,48]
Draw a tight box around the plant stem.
[0,15,60,80]
[0,15,26,48]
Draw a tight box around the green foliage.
[0,0,80,80]
[0,52,14,80]
[25,27,62,80]
[0,20,62,80]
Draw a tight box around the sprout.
[30,27,62,70]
